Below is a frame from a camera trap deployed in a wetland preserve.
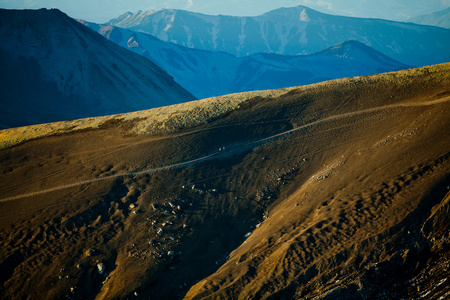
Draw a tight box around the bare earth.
[0,63,449,299]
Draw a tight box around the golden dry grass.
[2,63,448,150]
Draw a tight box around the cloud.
[304,0,333,10]
[317,0,333,10]
[187,0,193,8]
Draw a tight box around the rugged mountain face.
[106,5,450,67]
[0,9,195,129]
[80,21,409,99]
[0,63,449,299]
[408,7,450,29]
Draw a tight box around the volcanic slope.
[0,9,195,129]
[0,63,449,299]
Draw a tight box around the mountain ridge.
[0,63,449,299]
[107,5,450,67]
[0,8,195,128]
[408,7,450,29]
[81,20,410,99]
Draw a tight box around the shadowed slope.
[0,64,449,299]
[0,9,195,129]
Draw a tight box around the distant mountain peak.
[260,5,317,20]
[408,6,450,29]
[82,20,410,99]
[106,5,450,67]
[314,40,410,69]
[318,40,371,54]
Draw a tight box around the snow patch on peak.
[236,18,247,54]
[165,14,176,32]
[127,36,139,48]
[183,25,193,48]
[300,9,310,22]
[210,18,220,50]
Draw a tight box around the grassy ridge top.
[1,63,449,150]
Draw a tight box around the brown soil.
[0,63,449,299]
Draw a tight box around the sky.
[1,0,449,23]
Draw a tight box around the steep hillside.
[408,7,450,29]
[107,6,450,67]
[0,64,449,299]
[0,9,195,129]
[79,21,409,99]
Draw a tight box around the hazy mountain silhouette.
[81,20,410,99]
[107,6,450,66]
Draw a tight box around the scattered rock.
[97,263,105,275]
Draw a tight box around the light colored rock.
[97,263,105,275]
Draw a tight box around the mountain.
[2,0,449,23]
[408,7,450,29]
[107,6,450,67]
[80,21,410,99]
[0,9,195,129]
[1,63,449,299]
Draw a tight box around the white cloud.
[316,0,333,10]
[187,0,193,8]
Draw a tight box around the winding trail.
[1,97,448,203]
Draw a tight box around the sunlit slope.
[184,70,450,299]
[0,63,449,299]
